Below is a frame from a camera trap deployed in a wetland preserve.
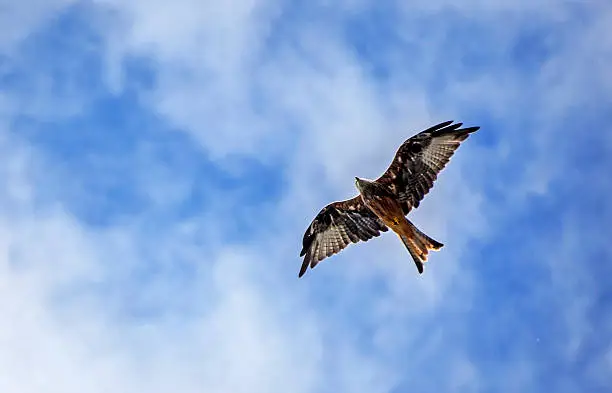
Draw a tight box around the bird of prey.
[298,120,479,278]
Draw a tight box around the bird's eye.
[410,142,422,153]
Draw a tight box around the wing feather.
[376,120,479,214]
[299,196,388,277]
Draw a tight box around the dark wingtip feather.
[462,126,480,134]
[300,231,315,257]
[298,258,309,278]
[424,120,454,133]
[433,124,480,141]
[453,126,480,141]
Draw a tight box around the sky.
[0,1,611,392]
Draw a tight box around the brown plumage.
[299,120,479,278]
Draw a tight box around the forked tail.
[399,219,444,274]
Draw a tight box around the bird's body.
[354,177,443,274]
[299,120,479,278]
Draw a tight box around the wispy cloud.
[0,1,610,392]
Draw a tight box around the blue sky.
[0,1,611,392]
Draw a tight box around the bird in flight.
[298,120,480,278]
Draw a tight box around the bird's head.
[355,177,370,192]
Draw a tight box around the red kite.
[299,120,479,277]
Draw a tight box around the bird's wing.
[299,196,388,277]
[376,120,480,214]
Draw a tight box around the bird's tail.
[398,219,443,274]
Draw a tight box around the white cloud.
[0,0,79,51]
